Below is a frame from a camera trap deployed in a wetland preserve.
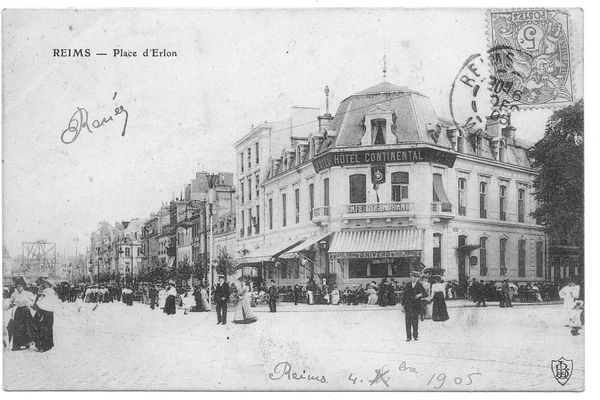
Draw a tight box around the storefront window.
[391,172,409,202]
[349,259,368,278]
[349,258,414,278]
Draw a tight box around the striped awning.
[279,232,332,259]
[237,239,305,265]
[328,229,423,259]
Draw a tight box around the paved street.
[3,301,583,391]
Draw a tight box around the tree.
[215,247,239,278]
[530,100,584,270]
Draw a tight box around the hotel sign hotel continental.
[312,147,457,173]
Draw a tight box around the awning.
[432,173,451,209]
[279,232,332,259]
[237,239,304,265]
[328,229,423,259]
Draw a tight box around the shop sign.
[312,147,456,173]
[328,250,422,259]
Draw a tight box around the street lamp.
[96,246,100,285]
[184,173,218,307]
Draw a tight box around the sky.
[1,8,583,258]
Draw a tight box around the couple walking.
[402,272,449,342]
[214,276,257,325]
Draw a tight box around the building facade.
[236,82,547,287]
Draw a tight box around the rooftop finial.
[382,54,388,81]
[324,84,330,115]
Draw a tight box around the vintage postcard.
[1,7,584,391]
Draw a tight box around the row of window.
[240,172,260,204]
[465,179,527,222]
[240,205,261,237]
[443,234,544,278]
[240,143,260,174]
[264,179,330,230]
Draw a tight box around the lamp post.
[96,246,100,284]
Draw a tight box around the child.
[570,300,584,336]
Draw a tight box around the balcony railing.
[431,202,452,213]
[345,202,412,215]
[312,206,331,219]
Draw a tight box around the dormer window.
[372,119,386,145]
[361,105,396,146]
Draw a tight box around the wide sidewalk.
[3,300,583,391]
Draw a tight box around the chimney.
[491,138,500,160]
[502,125,516,141]
[457,131,466,153]
[447,128,458,149]
[485,116,501,137]
[272,158,281,174]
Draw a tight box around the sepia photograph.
[1,5,586,391]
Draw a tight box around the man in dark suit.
[402,272,428,342]
[268,280,278,312]
[215,276,230,325]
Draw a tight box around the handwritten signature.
[60,92,129,144]
[268,361,327,384]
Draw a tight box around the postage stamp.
[487,9,574,110]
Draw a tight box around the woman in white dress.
[8,278,35,350]
[559,279,581,326]
[330,287,340,305]
[182,288,196,315]
[367,285,378,305]
[200,286,210,311]
[233,280,257,324]
[158,286,167,310]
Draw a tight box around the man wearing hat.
[215,275,230,325]
[267,280,278,312]
[401,271,428,342]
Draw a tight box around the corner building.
[238,82,547,287]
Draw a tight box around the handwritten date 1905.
[60,92,128,144]
[426,372,482,389]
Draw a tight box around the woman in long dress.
[8,278,34,351]
[330,287,340,305]
[33,278,59,352]
[431,277,449,322]
[163,283,177,315]
[182,288,196,315]
[200,285,210,311]
[158,286,167,310]
[233,280,257,324]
